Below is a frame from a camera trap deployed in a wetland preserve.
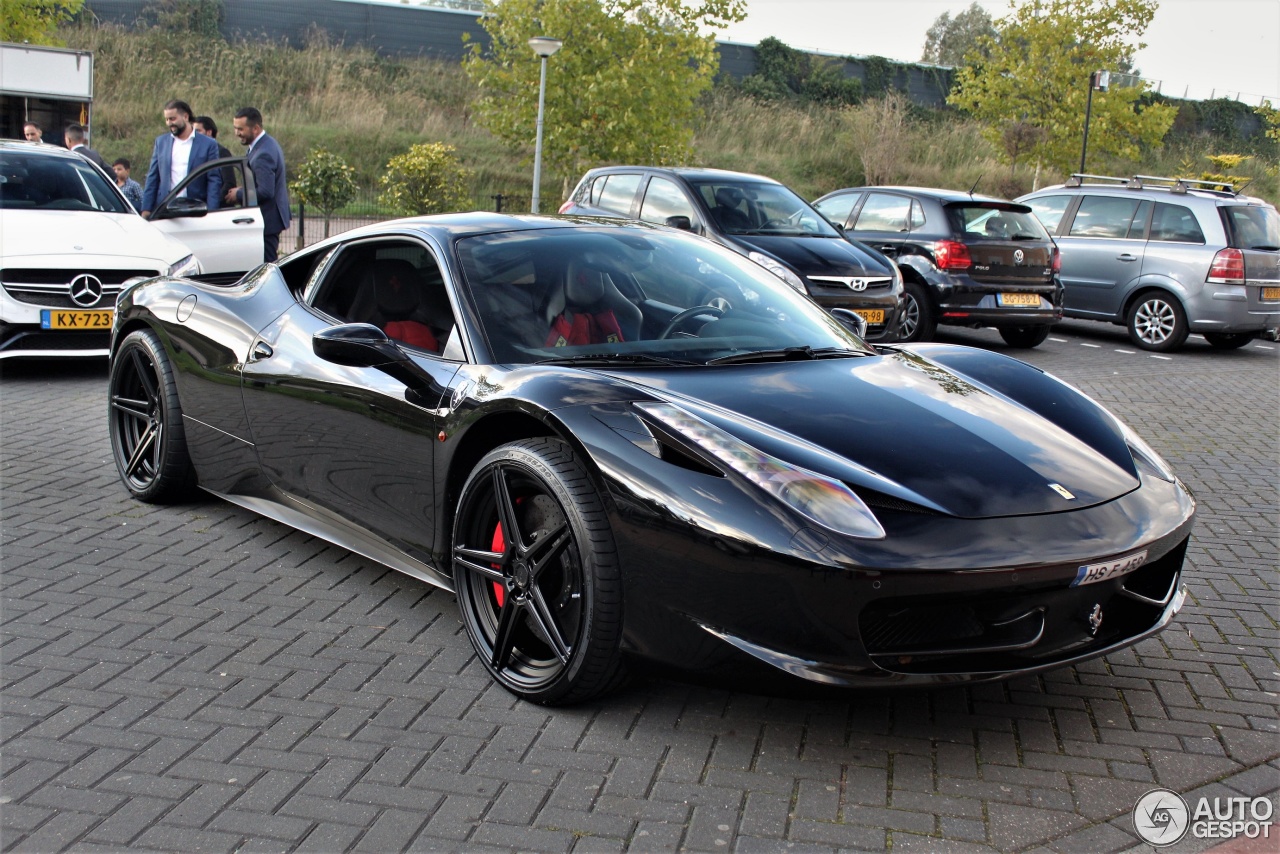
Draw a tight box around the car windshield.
[947,204,1050,240]
[457,225,871,366]
[1224,204,1280,250]
[688,179,842,237]
[0,150,131,213]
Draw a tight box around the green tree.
[1,0,84,46]
[921,2,996,67]
[378,143,472,216]
[464,0,746,189]
[290,148,358,238]
[948,0,1176,178]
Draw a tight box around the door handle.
[1117,253,1138,261]
[232,217,257,225]
[877,245,897,253]
[250,342,273,361]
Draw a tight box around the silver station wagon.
[1019,174,1280,351]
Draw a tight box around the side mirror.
[830,308,868,339]
[154,197,208,220]
[664,215,693,231]
[313,323,408,368]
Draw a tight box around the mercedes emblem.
[69,274,105,307]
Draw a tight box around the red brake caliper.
[491,523,505,608]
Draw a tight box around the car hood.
[728,233,895,278]
[0,210,191,267]
[614,350,1140,519]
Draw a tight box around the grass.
[64,21,1278,211]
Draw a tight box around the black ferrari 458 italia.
[108,214,1195,704]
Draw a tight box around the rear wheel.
[107,328,197,503]
[998,325,1051,348]
[1203,332,1253,350]
[1127,291,1188,352]
[897,281,936,343]
[452,438,625,705]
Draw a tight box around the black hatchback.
[561,167,904,341]
[813,186,1064,347]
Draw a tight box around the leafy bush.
[378,143,472,216]
[290,148,358,237]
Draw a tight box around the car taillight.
[933,239,972,271]
[1051,245,1062,274]
[557,200,574,214]
[1207,248,1245,284]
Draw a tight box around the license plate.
[1071,550,1148,587]
[1262,286,1280,301]
[41,310,114,330]
[998,292,1041,307]
[854,309,885,324]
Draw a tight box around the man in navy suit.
[140,99,222,219]
[226,107,291,263]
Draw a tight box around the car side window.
[310,239,455,356]
[1068,196,1146,239]
[1149,202,1205,244]
[595,173,643,216]
[910,200,927,230]
[1027,195,1071,234]
[852,192,911,233]
[813,192,862,227]
[285,246,337,299]
[638,177,696,226]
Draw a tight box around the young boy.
[112,158,143,210]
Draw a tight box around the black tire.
[897,281,936,343]
[1126,291,1188,352]
[998,325,1052,348]
[451,438,626,705]
[107,328,198,503]
[1203,332,1254,350]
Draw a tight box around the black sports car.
[108,214,1195,705]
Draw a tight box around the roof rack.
[1065,173,1236,196]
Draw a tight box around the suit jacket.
[242,132,291,236]
[140,131,223,213]
[71,145,108,172]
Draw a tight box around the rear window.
[1223,204,1280,250]
[1149,202,1205,244]
[593,173,643,215]
[947,205,1049,240]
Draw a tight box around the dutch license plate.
[41,310,114,330]
[998,292,1041,307]
[1261,286,1280,301]
[854,309,885,324]
[1071,550,1148,587]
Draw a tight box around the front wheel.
[998,325,1051,349]
[108,328,197,503]
[452,438,626,705]
[897,281,936,343]
[1127,292,1188,352]
[1203,332,1254,350]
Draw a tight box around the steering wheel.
[659,305,725,339]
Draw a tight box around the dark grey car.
[1019,175,1280,351]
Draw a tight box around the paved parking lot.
[2,319,1277,853]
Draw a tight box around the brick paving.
[2,319,1277,853]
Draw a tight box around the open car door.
[149,157,264,283]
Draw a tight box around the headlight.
[747,251,807,294]
[634,401,885,539]
[1116,418,1177,483]
[167,254,201,278]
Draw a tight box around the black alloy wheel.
[897,281,937,343]
[452,438,625,705]
[1126,291,1189,352]
[107,328,197,503]
[998,325,1052,348]
[1203,332,1254,350]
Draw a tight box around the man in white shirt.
[139,99,222,219]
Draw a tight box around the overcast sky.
[713,0,1279,104]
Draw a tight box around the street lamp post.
[1079,69,1110,174]
[528,36,562,214]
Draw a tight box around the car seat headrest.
[373,259,420,316]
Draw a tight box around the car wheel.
[452,438,626,705]
[107,328,197,503]
[1127,292,1189,352]
[897,282,936,342]
[1203,332,1254,350]
[998,325,1051,348]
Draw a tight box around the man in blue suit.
[140,99,222,219]
[226,107,291,263]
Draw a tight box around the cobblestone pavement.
[2,320,1277,853]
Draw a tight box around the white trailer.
[0,42,94,143]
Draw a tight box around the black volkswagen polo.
[561,167,904,341]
